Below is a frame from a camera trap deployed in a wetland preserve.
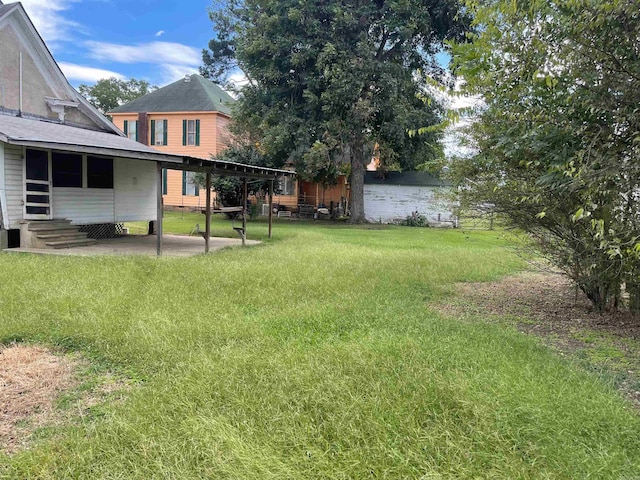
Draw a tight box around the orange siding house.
[110,75,234,209]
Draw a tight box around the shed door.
[24,149,52,220]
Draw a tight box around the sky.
[15,0,478,158]
[19,0,217,88]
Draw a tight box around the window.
[25,149,49,181]
[87,156,114,189]
[151,119,168,146]
[52,152,82,187]
[182,171,200,196]
[182,119,200,146]
[124,120,138,141]
[279,176,296,196]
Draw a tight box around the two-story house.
[110,75,234,210]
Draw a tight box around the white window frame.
[128,120,138,141]
[186,120,196,146]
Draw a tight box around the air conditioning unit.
[261,204,271,216]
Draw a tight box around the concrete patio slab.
[4,234,260,257]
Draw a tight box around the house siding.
[52,188,115,224]
[4,143,23,229]
[364,184,453,224]
[111,111,233,209]
[114,158,157,222]
[0,24,96,128]
[0,142,6,229]
[215,115,231,155]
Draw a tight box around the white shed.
[364,171,456,225]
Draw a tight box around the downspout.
[18,52,23,116]
[0,142,8,231]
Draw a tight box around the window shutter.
[150,120,156,145]
[182,171,187,195]
[135,121,139,139]
[123,120,128,136]
[163,120,168,145]
[194,183,199,197]
[195,119,200,146]
[162,169,167,195]
[182,120,187,146]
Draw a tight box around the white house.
[364,171,456,225]
[0,1,292,252]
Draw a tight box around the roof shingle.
[110,75,235,115]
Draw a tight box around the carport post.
[156,163,163,256]
[242,177,248,246]
[268,179,274,239]
[205,172,212,253]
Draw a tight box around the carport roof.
[0,113,294,179]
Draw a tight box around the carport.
[154,156,295,256]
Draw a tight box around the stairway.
[25,220,96,249]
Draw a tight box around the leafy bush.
[402,211,429,227]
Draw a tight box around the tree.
[201,0,471,222]
[78,77,156,115]
[450,0,640,313]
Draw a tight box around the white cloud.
[58,62,125,83]
[159,64,200,86]
[155,30,165,37]
[228,71,248,88]
[86,41,201,66]
[19,0,81,45]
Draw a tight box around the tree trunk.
[629,281,640,315]
[349,141,366,224]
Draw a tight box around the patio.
[5,234,259,257]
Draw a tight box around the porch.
[5,233,259,257]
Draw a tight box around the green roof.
[110,75,235,115]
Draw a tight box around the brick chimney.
[137,112,149,145]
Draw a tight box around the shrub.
[402,211,429,227]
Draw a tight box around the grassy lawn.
[126,211,315,241]
[1,222,639,478]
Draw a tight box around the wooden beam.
[156,162,163,256]
[205,172,211,253]
[268,179,274,239]
[242,177,248,246]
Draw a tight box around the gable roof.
[110,75,235,116]
[0,1,122,135]
[0,4,15,17]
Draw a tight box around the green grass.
[126,211,316,240]
[1,223,639,478]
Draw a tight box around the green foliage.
[202,0,471,222]
[402,211,429,227]
[78,77,156,115]
[193,144,277,209]
[451,0,640,312]
[1,227,640,477]
[298,141,340,188]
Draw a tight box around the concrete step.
[36,232,90,241]
[28,222,76,232]
[44,238,96,249]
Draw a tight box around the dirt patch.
[436,271,640,410]
[0,344,127,454]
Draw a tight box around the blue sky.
[18,0,457,98]
[19,0,219,88]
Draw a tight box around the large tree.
[201,0,471,222]
[450,0,640,312]
[78,77,156,116]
